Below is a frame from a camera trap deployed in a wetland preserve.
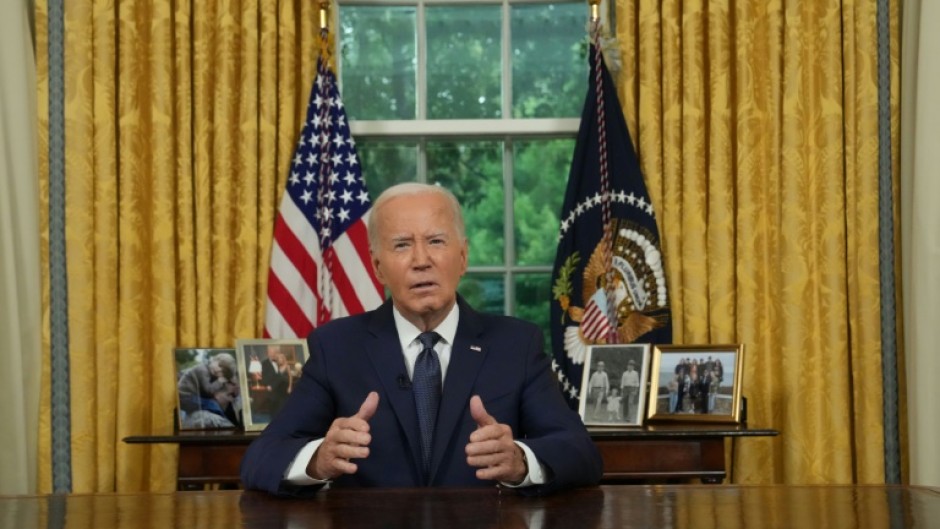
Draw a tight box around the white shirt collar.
[392,302,459,349]
[392,302,460,381]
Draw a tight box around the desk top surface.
[2,485,938,529]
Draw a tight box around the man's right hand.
[307,391,379,480]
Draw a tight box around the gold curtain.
[615,0,902,483]
[36,0,322,492]
[35,0,902,492]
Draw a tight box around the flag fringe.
[586,22,622,76]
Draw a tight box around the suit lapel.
[429,299,487,481]
[364,301,424,475]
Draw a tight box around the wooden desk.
[2,485,937,529]
[124,425,777,489]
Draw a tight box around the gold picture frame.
[578,344,652,427]
[236,338,310,432]
[647,344,744,423]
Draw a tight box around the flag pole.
[585,0,616,343]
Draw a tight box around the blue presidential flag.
[550,41,673,409]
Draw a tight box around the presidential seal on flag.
[553,215,670,367]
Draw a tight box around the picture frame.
[646,344,744,423]
[578,344,652,427]
[236,338,310,431]
[174,348,241,431]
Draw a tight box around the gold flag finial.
[319,1,330,30]
[588,0,601,22]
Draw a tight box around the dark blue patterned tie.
[413,331,442,482]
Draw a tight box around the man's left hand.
[465,395,527,484]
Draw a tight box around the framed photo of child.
[577,344,652,427]
[174,348,241,430]
[236,338,310,431]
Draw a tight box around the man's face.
[266,346,278,360]
[597,362,605,372]
[208,360,222,378]
[371,191,468,329]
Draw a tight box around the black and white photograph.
[647,344,744,423]
[236,338,309,431]
[578,344,651,427]
[174,348,241,430]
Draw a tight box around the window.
[338,0,590,336]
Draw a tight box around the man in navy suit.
[240,182,603,496]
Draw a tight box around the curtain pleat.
[38,0,321,492]
[617,0,898,484]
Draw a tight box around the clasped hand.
[308,392,527,484]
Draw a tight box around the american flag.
[264,31,384,339]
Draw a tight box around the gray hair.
[214,352,236,379]
[367,182,466,251]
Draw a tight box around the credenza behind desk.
[124,424,777,490]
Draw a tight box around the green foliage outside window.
[339,2,588,337]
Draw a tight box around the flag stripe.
[262,299,293,339]
[278,192,324,283]
[334,221,384,307]
[265,270,314,338]
[321,246,361,316]
[270,234,321,319]
[580,302,611,341]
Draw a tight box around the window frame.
[337,0,607,316]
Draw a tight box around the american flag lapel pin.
[470,345,482,352]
